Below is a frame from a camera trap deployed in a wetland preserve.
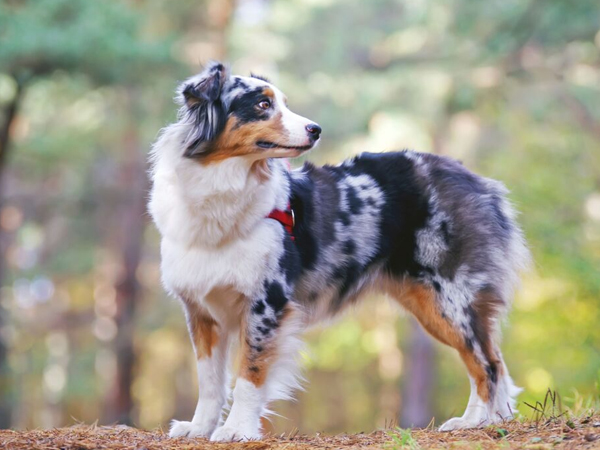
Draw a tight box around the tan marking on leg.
[472,288,504,372]
[239,306,294,388]
[179,295,219,359]
[387,279,492,402]
[458,348,491,402]
[390,281,461,347]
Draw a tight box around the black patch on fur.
[332,266,346,280]
[257,326,270,336]
[262,317,277,329]
[279,233,301,285]
[486,363,499,385]
[344,152,430,278]
[330,260,363,311]
[252,300,266,315]
[183,63,224,105]
[290,164,342,271]
[264,281,287,314]
[338,211,351,226]
[422,266,435,275]
[432,280,441,292]
[229,87,272,125]
[230,77,249,91]
[182,63,228,157]
[440,220,450,245]
[342,240,356,255]
[465,337,474,351]
[246,338,263,353]
[250,73,270,83]
[248,366,260,372]
[346,185,364,215]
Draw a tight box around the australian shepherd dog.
[148,62,530,441]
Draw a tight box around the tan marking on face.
[262,88,275,99]
[179,294,219,359]
[199,113,288,165]
[387,279,492,401]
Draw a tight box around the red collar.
[267,202,295,240]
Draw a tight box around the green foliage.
[495,428,509,438]
[386,428,420,450]
[0,0,174,84]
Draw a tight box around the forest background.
[0,0,599,435]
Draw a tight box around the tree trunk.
[399,126,448,429]
[105,89,148,425]
[0,77,24,429]
[400,318,435,428]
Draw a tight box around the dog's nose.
[306,123,322,139]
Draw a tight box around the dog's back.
[288,151,529,317]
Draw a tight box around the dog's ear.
[178,62,229,158]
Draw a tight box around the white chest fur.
[148,125,290,315]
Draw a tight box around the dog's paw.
[169,420,213,438]
[210,425,261,442]
[439,417,488,431]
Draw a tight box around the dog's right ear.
[178,62,229,158]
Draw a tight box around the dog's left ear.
[178,62,229,158]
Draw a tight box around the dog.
[148,62,530,441]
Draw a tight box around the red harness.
[267,161,295,240]
[267,202,295,240]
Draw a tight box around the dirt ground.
[0,413,599,450]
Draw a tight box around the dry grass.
[0,414,598,450]
[1,392,599,450]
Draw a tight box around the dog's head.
[177,62,321,163]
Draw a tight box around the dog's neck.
[150,125,290,247]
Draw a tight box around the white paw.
[169,420,213,438]
[439,416,489,431]
[210,425,261,442]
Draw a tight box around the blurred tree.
[400,320,434,428]
[0,0,174,426]
[104,88,149,425]
[0,0,598,435]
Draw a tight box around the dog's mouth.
[256,141,314,152]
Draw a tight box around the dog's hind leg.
[169,296,230,438]
[210,284,303,442]
[389,280,520,430]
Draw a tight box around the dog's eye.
[257,100,271,110]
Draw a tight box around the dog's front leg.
[211,283,301,442]
[169,298,229,438]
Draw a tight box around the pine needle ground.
[1,412,598,450]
